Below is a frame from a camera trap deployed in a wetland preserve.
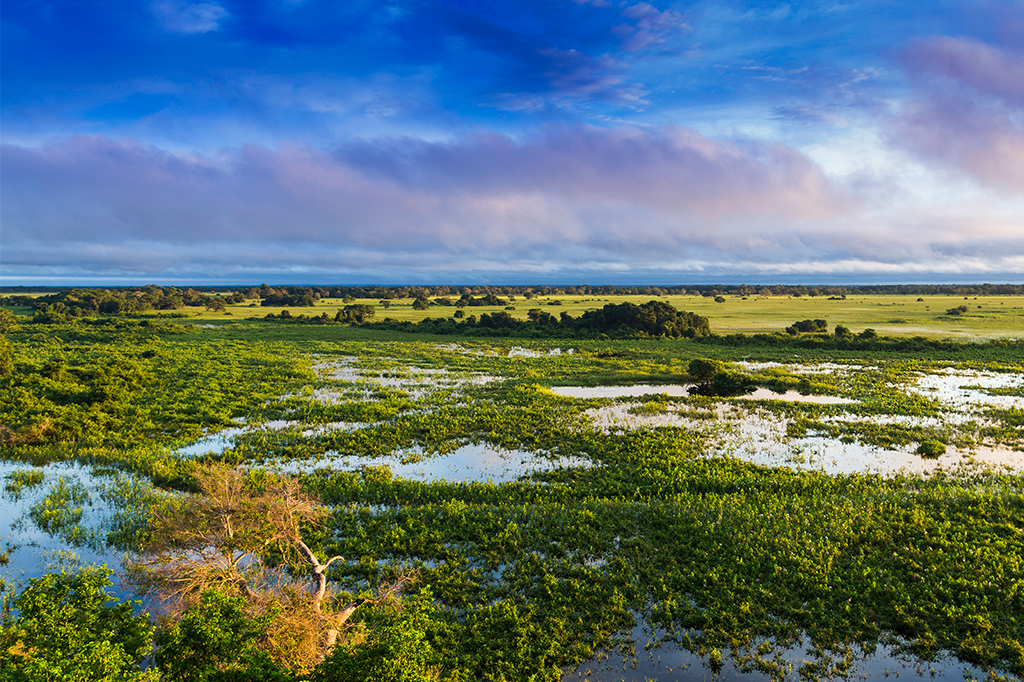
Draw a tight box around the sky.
[2,0,1023,285]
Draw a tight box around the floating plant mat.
[910,368,1024,410]
[558,364,1024,474]
[4,322,1024,681]
[310,356,499,400]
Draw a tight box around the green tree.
[0,336,13,378]
[688,358,724,383]
[0,568,156,682]
[834,325,853,339]
[311,591,440,682]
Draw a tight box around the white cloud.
[152,1,228,34]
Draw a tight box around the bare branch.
[128,463,410,672]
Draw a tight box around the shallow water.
[910,369,1024,410]
[0,461,131,594]
[311,357,498,400]
[586,402,1024,475]
[569,621,987,682]
[553,385,696,398]
[734,361,874,375]
[273,443,589,483]
[508,346,573,358]
[737,389,854,404]
[551,384,854,404]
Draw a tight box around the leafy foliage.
[0,568,156,682]
[155,590,293,682]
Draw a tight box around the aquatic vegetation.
[917,440,947,458]
[28,476,95,546]
[3,467,45,500]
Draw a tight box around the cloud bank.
[4,124,1020,282]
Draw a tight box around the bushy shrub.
[917,440,947,458]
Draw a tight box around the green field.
[165,293,1024,339]
[1,301,1023,681]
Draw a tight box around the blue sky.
[2,0,1023,284]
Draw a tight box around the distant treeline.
[0,286,245,320]
[264,300,712,339]
[4,282,1024,304]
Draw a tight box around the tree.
[129,464,413,673]
[0,309,17,334]
[412,297,429,311]
[688,358,724,383]
[0,567,156,681]
[0,336,13,378]
[311,590,441,682]
[335,305,375,324]
[785,319,828,335]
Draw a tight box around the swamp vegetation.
[0,302,1022,681]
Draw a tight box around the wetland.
[1,294,1023,681]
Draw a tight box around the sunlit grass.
[179,293,1024,340]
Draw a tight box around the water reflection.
[0,461,131,593]
[910,368,1024,410]
[585,402,1024,475]
[274,443,589,483]
[568,621,985,682]
[552,384,854,404]
[312,358,497,400]
[553,385,695,398]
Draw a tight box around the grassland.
[7,290,1024,339]
[173,293,1024,340]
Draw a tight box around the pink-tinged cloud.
[617,2,689,52]
[896,93,1024,191]
[1,126,848,264]
[336,125,843,218]
[892,36,1024,192]
[902,36,1024,104]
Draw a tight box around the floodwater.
[570,620,988,682]
[737,388,854,404]
[553,385,696,398]
[436,343,573,358]
[551,385,854,404]
[312,357,497,400]
[910,368,1024,410]
[588,402,1024,475]
[573,369,1024,474]
[0,460,134,594]
[734,361,874,375]
[275,443,590,484]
